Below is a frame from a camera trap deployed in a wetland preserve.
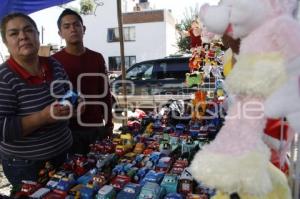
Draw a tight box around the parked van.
[111,55,216,111]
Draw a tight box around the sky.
[0,0,219,58]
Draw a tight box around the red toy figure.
[263,118,292,175]
[185,20,202,50]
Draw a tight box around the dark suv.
[111,55,215,110]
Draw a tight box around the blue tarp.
[0,0,74,21]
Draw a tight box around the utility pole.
[117,0,128,126]
[41,26,45,44]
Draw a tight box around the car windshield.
[126,63,154,80]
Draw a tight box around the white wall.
[0,41,9,64]
[83,7,176,67]
[83,0,119,64]
[165,20,178,56]
[126,22,166,62]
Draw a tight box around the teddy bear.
[189,0,300,198]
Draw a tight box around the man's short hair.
[57,9,83,30]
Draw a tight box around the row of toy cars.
[12,109,221,198]
[14,160,213,198]
[13,140,214,198]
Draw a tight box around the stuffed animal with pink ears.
[189,0,300,197]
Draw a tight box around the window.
[108,56,136,71]
[126,63,154,80]
[154,61,189,80]
[107,26,135,42]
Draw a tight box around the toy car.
[112,163,126,176]
[116,133,134,156]
[140,170,165,186]
[164,192,184,199]
[186,193,208,199]
[91,173,108,189]
[55,177,76,194]
[148,141,160,151]
[116,183,141,199]
[133,167,150,183]
[44,190,68,199]
[160,174,178,194]
[14,180,42,198]
[127,167,139,179]
[155,157,172,173]
[149,152,164,166]
[175,123,186,136]
[178,168,193,195]
[138,182,166,199]
[119,152,137,164]
[134,142,145,154]
[89,140,105,153]
[29,187,50,199]
[77,168,97,185]
[96,153,116,172]
[96,185,116,199]
[68,184,84,197]
[111,175,131,191]
[189,121,201,139]
[80,186,95,199]
[171,158,188,175]
[132,154,145,167]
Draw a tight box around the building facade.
[82,0,178,73]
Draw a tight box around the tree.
[80,0,95,15]
[176,4,201,53]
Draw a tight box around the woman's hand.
[40,101,71,124]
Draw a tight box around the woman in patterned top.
[0,13,75,194]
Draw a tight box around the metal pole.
[117,0,128,125]
[41,26,44,44]
[293,134,300,199]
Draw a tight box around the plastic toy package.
[59,90,79,108]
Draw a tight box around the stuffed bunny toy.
[189,0,300,198]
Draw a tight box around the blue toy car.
[175,124,185,136]
[96,185,116,199]
[80,186,95,199]
[133,167,150,183]
[140,170,165,186]
[164,192,183,199]
[160,174,178,194]
[138,182,166,199]
[116,183,141,199]
[77,168,97,185]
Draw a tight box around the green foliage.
[80,0,95,15]
[176,4,201,53]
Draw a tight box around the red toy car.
[111,174,131,191]
[14,180,42,198]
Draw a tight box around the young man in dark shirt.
[53,9,114,155]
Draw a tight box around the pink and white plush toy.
[189,0,300,197]
[264,60,300,132]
